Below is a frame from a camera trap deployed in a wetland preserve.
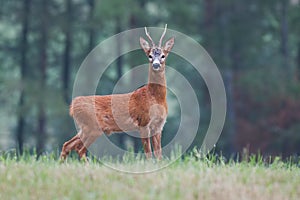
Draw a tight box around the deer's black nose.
[152,63,160,70]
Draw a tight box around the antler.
[144,27,155,47]
[158,24,167,47]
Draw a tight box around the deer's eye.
[161,55,165,59]
[148,55,153,59]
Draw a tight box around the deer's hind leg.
[73,140,87,161]
[76,129,102,161]
[60,133,82,161]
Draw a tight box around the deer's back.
[70,86,167,134]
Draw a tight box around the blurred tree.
[87,0,95,51]
[36,0,48,156]
[62,0,73,104]
[279,0,290,78]
[1,0,300,157]
[16,0,31,154]
[96,0,139,150]
[232,0,300,157]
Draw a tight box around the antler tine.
[144,27,155,47]
[158,24,167,47]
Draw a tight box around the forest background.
[1,0,300,158]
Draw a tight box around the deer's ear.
[163,37,175,53]
[140,37,151,54]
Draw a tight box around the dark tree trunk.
[116,17,123,80]
[280,0,290,77]
[129,14,140,152]
[88,0,95,51]
[224,69,236,153]
[298,41,300,81]
[217,1,236,154]
[37,0,48,156]
[115,18,126,149]
[37,107,46,156]
[16,0,31,155]
[203,0,216,55]
[16,94,25,155]
[62,0,72,103]
[204,0,215,28]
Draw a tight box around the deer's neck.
[148,67,167,102]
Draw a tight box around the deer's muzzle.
[152,59,161,70]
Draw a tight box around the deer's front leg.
[141,138,152,159]
[152,133,162,160]
[140,128,152,159]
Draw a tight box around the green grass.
[0,150,299,200]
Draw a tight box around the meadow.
[0,150,299,200]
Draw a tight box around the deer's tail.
[69,102,74,117]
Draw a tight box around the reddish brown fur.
[60,27,174,161]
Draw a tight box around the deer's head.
[140,25,174,72]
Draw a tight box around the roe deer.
[60,25,174,161]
